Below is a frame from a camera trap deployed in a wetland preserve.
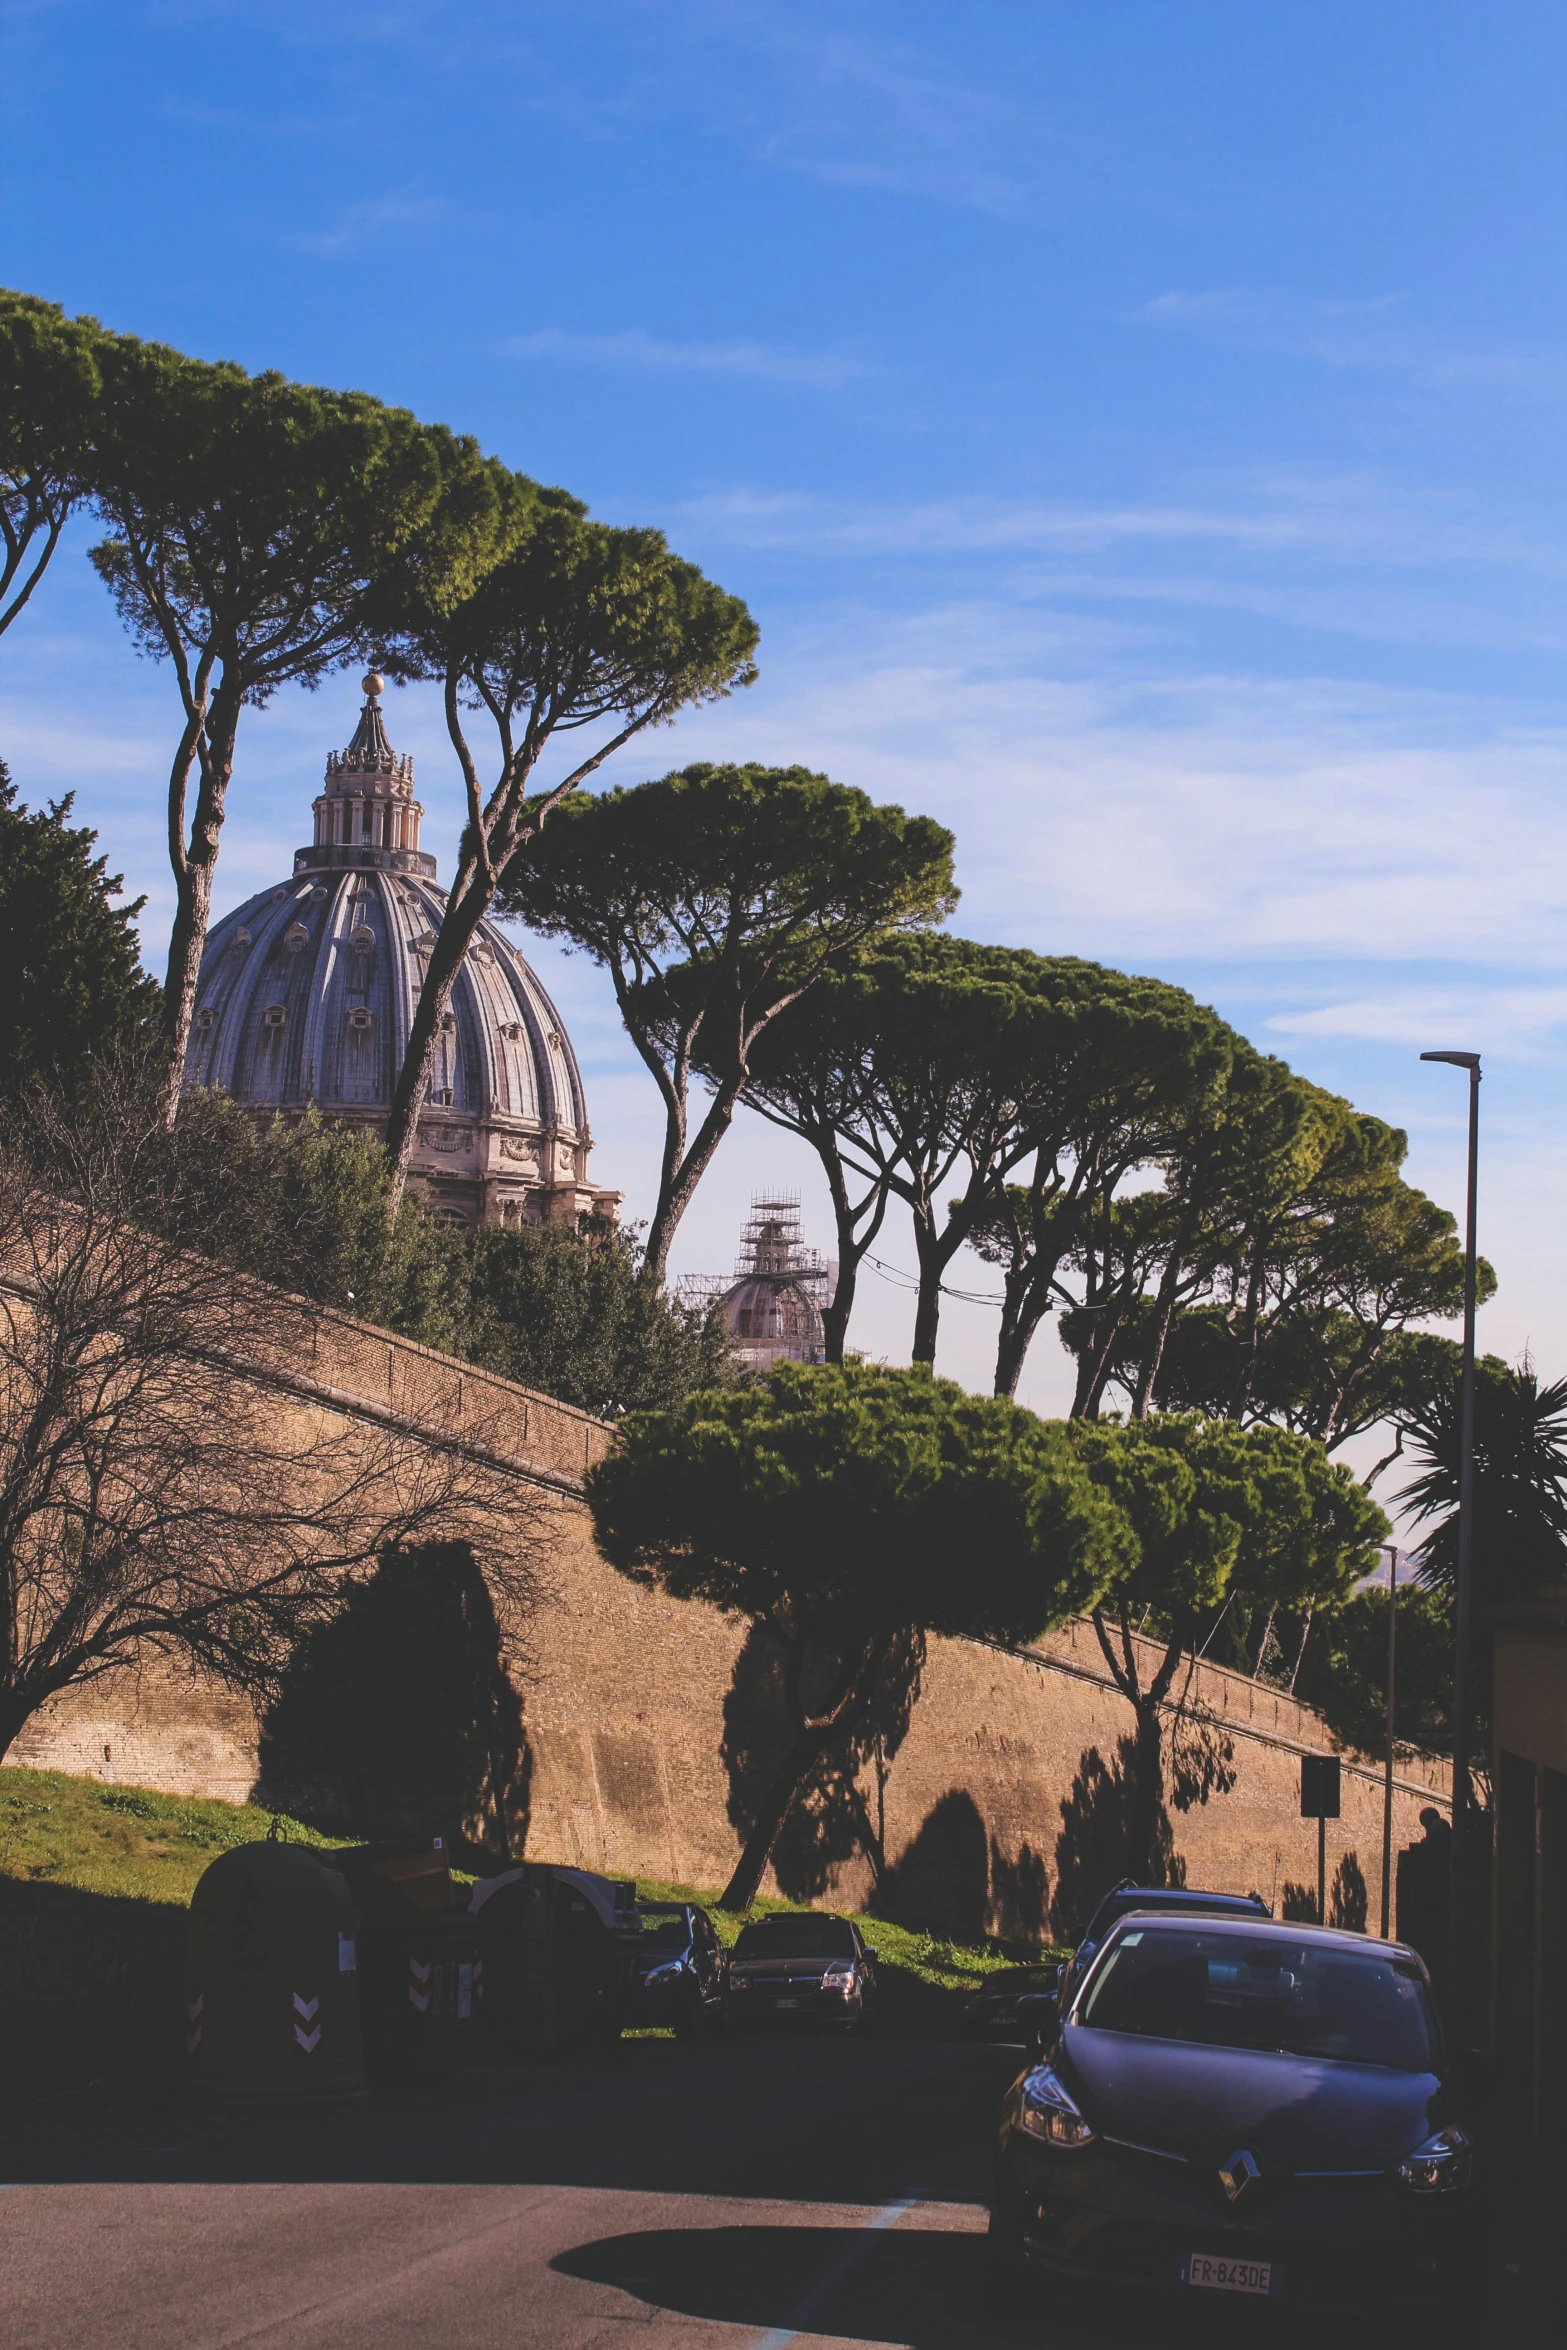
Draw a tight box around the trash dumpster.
[332,1836,483,2081]
[471,1864,642,2058]
[186,1838,366,2105]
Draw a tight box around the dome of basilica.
[183,677,619,1230]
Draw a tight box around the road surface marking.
[750,2195,918,2350]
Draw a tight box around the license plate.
[1180,2253,1279,2297]
[775,1996,803,2009]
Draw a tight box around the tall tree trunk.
[1131,1214,1197,1419]
[910,1212,943,1365]
[995,1282,1052,1399]
[719,1628,893,1910]
[383,853,494,1213]
[641,1075,748,1290]
[1127,1698,1168,1883]
[1092,1610,1184,1883]
[160,687,240,1129]
[821,1149,861,1365]
[719,1722,835,1911]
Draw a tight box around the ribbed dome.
[715,1198,828,1370]
[183,682,618,1230]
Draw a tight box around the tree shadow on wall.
[873,1791,990,1942]
[1169,1712,1239,1814]
[859,1795,1051,1944]
[1282,1852,1368,1929]
[720,1624,923,1904]
[256,1541,529,1864]
[989,1836,1051,1943]
[1049,1739,1185,1945]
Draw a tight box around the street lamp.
[1380,1541,1398,1941]
[1419,1048,1480,2051]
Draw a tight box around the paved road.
[0,2035,1167,2350]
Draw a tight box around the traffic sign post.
[1300,1755,1342,1926]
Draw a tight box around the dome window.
[231,928,252,952]
[346,1008,374,1033]
[500,1021,524,1042]
[261,1004,287,1031]
[430,1086,454,1107]
[283,921,309,949]
[348,925,375,954]
[439,1012,456,1033]
[195,1006,215,1032]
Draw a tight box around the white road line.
[750,2195,918,2350]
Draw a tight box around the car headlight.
[643,1958,688,1986]
[1017,2065,1096,2149]
[822,1963,858,1991]
[1398,2126,1472,2194]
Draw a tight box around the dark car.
[966,1964,1067,2041]
[725,1912,878,2032]
[631,1902,726,2038]
[989,1913,1481,2316]
[1060,1881,1271,2006]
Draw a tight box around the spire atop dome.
[297,677,433,881]
[342,671,398,770]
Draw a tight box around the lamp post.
[1419,1048,1480,2050]
[1380,1541,1398,1940]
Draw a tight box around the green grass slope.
[0,1767,1064,2113]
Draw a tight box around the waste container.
[186,1838,366,2105]
[332,1837,483,2080]
[472,1864,642,2058]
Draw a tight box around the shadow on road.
[1,2036,1022,2201]
[554,2219,1237,2350]
[557,2222,991,2350]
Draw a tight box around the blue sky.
[2,2,1564,1434]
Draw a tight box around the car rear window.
[733,1915,856,1958]
[1077,1928,1440,2072]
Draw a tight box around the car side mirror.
[1015,1992,1061,2052]
[862,1946,878,1962]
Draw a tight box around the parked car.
[966,1964,1067,2040]
[725,1912,878,2032]
[989,1912,1482,2316]
[1060,1882,1271,2006]
[631,1901,726,2039]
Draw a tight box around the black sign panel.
[1300,1754,1342,1820]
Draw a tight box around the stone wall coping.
[306,1299,613,1441]
[296,1308,1452,1807]
[996,1620,1451,1809]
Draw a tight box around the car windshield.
[734,1916,855,1958]
[637,1910,690,1953]
[1077,1928,1440,2072]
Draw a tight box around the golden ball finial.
[362,671,385,698]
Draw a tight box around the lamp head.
[1420,1051,1481,1071]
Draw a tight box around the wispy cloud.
[1268,988,1567,1056]
[666,479,1563,575]
[1139,288,1554,393]
[505,328,866,388]
[299,193,452,256]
